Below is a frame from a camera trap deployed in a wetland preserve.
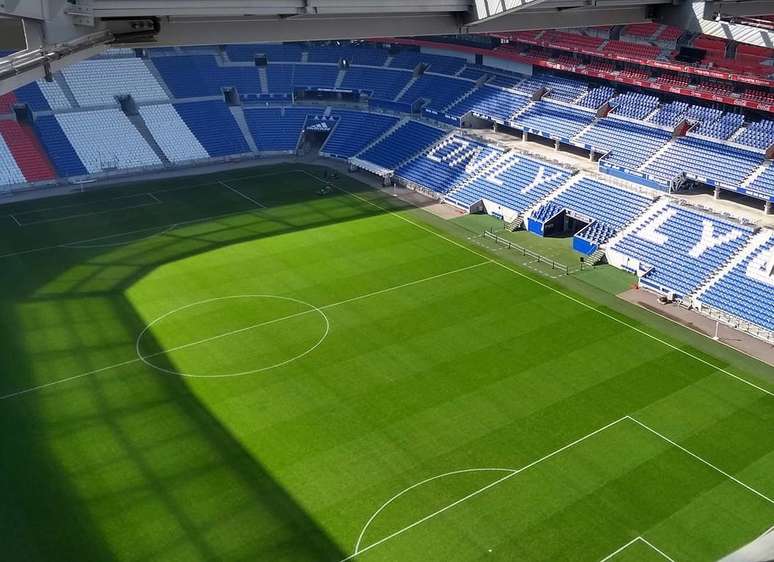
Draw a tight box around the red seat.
[0,121,56,182]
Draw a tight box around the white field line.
[219,180,266,209]
[344,414,769,561]
[9,214,21,227]
[15,198,162,227]
[0,207,258,259]
[138,262,490,362]
[638,537,677,562]
[628,416,774,505]
[341,416,630,562]
[307,171,774,399]
[0,261,490,400]
[599,537,676,562]
[7,192,158,217]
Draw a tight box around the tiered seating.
[576,86,615,109]
[446,85,530,122]
[139,104,209,162]
[602,40,661,59]
[356,120,445,170]
[575,118,670,168]
[745,161,774,199]
[308,44,387,66]
[398,74,475,111]
[623,23,661,40]
[13,80,70,111]
[539,177,653,242]
[0,121,55,182]
[700,232,774,331]
[288,64,339,88]
[396,136,502,194]
[152,55,223,97]
[0,92,16,113]
[321,111,399,158]
[691,111,744,140]
[340,67,412,99]
[33,115,87,177]
[610,92,659,119]
[389,51,467,75]
[225,43,303,62]
[55,109,161,173]
[488,73,524,89]
[540,30,605,51]
[63,59,168,106]
[174,100,250,157]
[511,101,595,139]
[0,133,26,187]
[610,203,754,296]
[734,120,774,149]
[243,107,316,152]
[649,101,690,127]
[530,72,588,102]
[641,137,762,185]
[450,153,572,211]
[459,67,489,80]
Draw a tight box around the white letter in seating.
[521,166,565,194]
[746,246,774,286]
[635,208,676,245]
[486,156,519,186]
[688,221,743,258]
[427,138,467,163]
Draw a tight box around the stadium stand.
[138,104,210,163]
[396,135,503,193]
[448,153,572,212]
[698,230,774,331]
[340,67,413,100]
[641,137,763,186]
[55,109,161,173]
[225,43,303,62]
[446,84,531,122]
[398,74,476,111]
[356,120,446,171]
[243,106,316,152]
[174,100,250,157]
[532,176,654,243]
[62,59,168,106]
[321,111,399,158]
[511,101,596,139]
[608,203,755,296]
[0,121,56,182]
[575,118,672,169]
[33,115,88,177]
[0,133,26,187]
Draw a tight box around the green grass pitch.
[0,164,771,562]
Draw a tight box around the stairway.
[571,120,598,143]
[637,138,675,172]
[258,67,269,94]
[334,68,347,89]
[586,248,607,266]
[353,117,409,158]
[144,60,176,100]
[522,172,585,223]
[394,76,418,101]
[228,105,259,152]
[741,159,770,188]
[0,121,56,181]
[505,216,523,231]
[127,114,170,164]
[441,84,479,113]
[53,73,79,108]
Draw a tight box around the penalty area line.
[599,536,676,562]
[341,416,629,562]
[219,181,266,209]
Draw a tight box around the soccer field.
[0,164,771,562]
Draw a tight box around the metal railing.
[483,230,573,274]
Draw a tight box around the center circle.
[135,295,329,378]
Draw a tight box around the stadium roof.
[1,0,774,95]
